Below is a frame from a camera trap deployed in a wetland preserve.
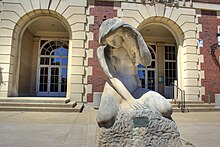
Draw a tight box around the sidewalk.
[0,105,98,147]
[172,112,220,147]
[0,104,219,147]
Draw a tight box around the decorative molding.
[141,0,180,6]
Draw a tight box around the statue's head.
[99,18,123,46]
[98,18,152,67]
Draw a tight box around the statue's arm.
[97,46,136,104]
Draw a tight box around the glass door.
[37,40,68,97]
[147,70,156,91]
[164,45,177,98]
[49,67,59,96]
[137,45,157,91]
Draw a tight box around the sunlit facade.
[0,0,219,103]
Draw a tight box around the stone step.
[187,107,220,112]
[173,107,220,112]
[0,97,70,104]
[172,102,219,112]
[169,100,205,104]
[0,103,84,112]
[172,103,215,108]
[0,101,77,108]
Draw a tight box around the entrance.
[138,45,157,91]
[164,45,177,98]
[37,40,68,97]
[137,44,177,98]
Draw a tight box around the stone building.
[0,0,219,104]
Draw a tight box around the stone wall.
[0,0,88,100]
[18,29,34,96]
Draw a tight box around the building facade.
[0,0,219,103]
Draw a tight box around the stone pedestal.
[97,108,181,147]
[215,94,220,108]
[93,92,102,109]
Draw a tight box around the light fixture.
[51,24,55,30]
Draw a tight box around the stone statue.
[96,18,173,128]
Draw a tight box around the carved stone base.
[97,108,182,147]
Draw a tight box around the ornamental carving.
[141,0,180,6]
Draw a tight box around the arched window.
[38,40,68,96]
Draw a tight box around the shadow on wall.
[0,66,5,89]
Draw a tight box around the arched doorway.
[13,11,71,97]
[138,23,178,98]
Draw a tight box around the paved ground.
[0,104,220,147]
[172,112,220,147]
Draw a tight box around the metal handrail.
[170,83,188,112]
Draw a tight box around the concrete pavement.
[0,104,220,147]
[172,112,220,147]
[0,105,98,147]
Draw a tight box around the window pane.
[149,45,156,52]
[40,67,48,75]
[148,61,155,68]
[52,49,61,56]
[47,47,53,54]
[137,64,146,68]
[151,52,155,59]
[137,69,145,88]
[40,58,44,65]
[50,84,58,92]
[63,44,68,50]
[41,49,46,55]
[39,84,47,92]
[40,40,47,47]
[59,47,68,56]
[51,57,61,65]
[61,68,67,92]
[62,58,68,65]
[61,85,67,92]
[51,68,59,75]
[148,70,155,91]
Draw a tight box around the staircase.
[170,100,220,112]
[0,97,84,112]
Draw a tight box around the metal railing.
[170,83,188,112]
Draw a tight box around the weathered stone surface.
[96,18,180,146]
[96,18,173,128]
[98,107,181,147]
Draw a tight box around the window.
[137,45,156,90]
[38,40,68,96]
[164,45,177,86]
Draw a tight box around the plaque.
[133,117,149,128]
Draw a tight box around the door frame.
[36,39,68,97]
[137,43,158,91]
[163,44,177,98]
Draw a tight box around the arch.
[137,16,183,97]
[137,17,184,47]
[14,10,72,41]
[10,10,72,96]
